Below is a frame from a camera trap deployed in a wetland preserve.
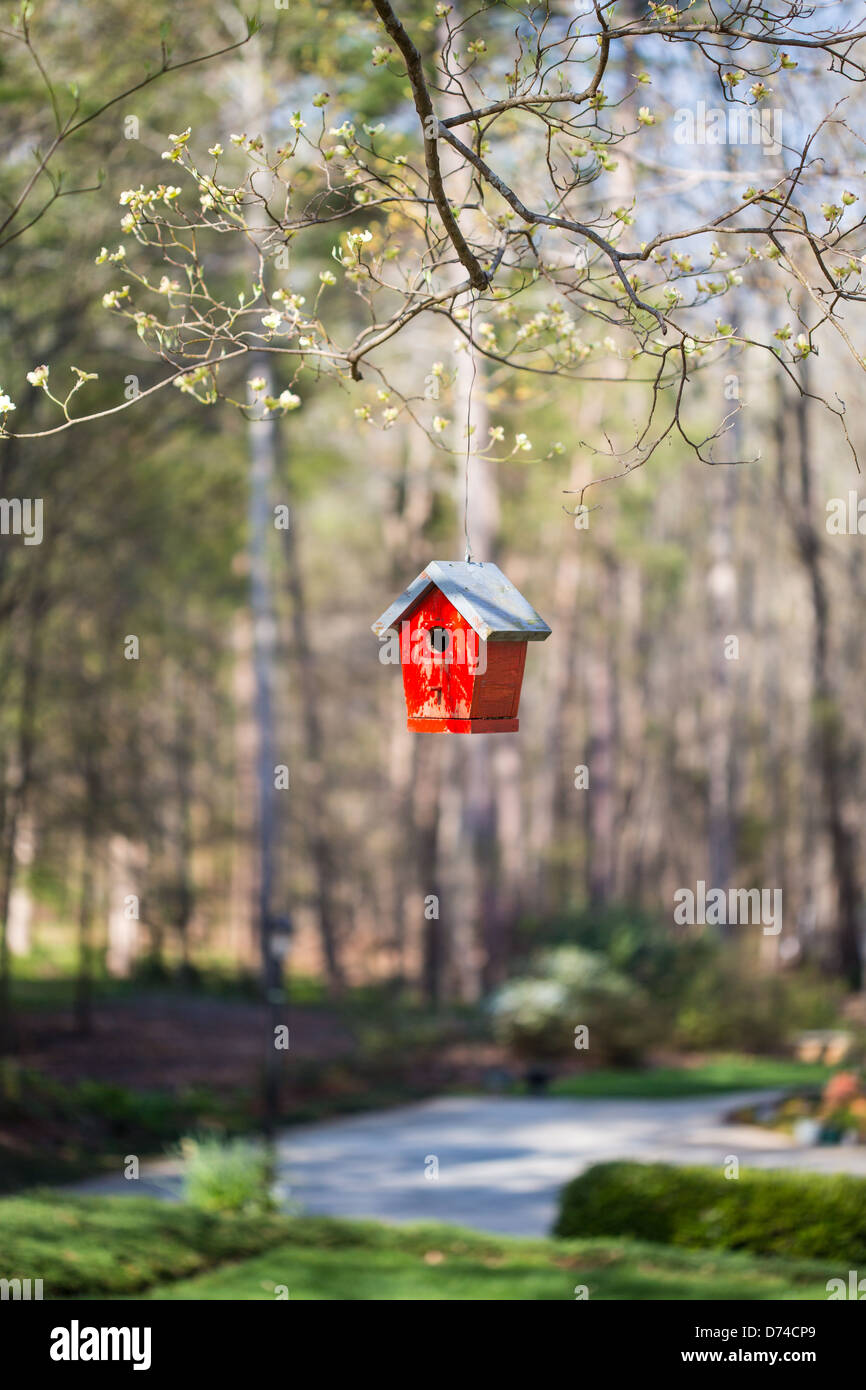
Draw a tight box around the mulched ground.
[1,997,379,1189]
[13,995,356,1093]
[11,994,509,1095]
[1,995,513,1191]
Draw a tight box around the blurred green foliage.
[179,1134,277,1216]
[513,905,844,1058]
[489,944,659,1065]
[674,958,842,1053]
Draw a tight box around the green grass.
[549,1055,833,1099]
[138,1219,842,1302]
[0,1194,293,1297]
[0,1194,843,1301]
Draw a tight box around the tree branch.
[369,0,490,290]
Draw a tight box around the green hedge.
[554,1161,866,1262]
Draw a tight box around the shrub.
[488,978,572,1062]
[180,1136,277,1215]
[489,946,658,1065]
[518,905,716,1016]
[554,1160,866,1261]
[519,906,844,1055]
[674,961,842,1053]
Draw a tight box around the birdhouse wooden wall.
[373,559,550,735]
[400,588,527,733]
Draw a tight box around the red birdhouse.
[372,560,551,733]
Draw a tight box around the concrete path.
[67,1091,866,1237]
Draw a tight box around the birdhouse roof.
[372,561,552,643]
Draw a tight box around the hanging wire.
[464,289,478,563]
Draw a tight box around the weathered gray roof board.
[372,560,552,643]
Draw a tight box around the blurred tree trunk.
[245,353,287,1138]
[105,835,141,978]
[437,742,478,1001]
[247,357,280,1000]
[706,457,738,933]
[529,434,604,911]
[486,740,523,988]
[580,26,636,914]
[704,144,742,927]
[418,738,445,1005]
[228,613,258,970]
[0,589,44,1052]
[787,364,862,986]
[432,27,498,1002]
[171,668,196,983]
[586,553,618,907]
[276,440,345,990]
[7,814,35,956]
[529,546,581,913]
[224,12,289,1130]
[759,402,789,963]
[73,755,100,1036]
[448,321,499,1001]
